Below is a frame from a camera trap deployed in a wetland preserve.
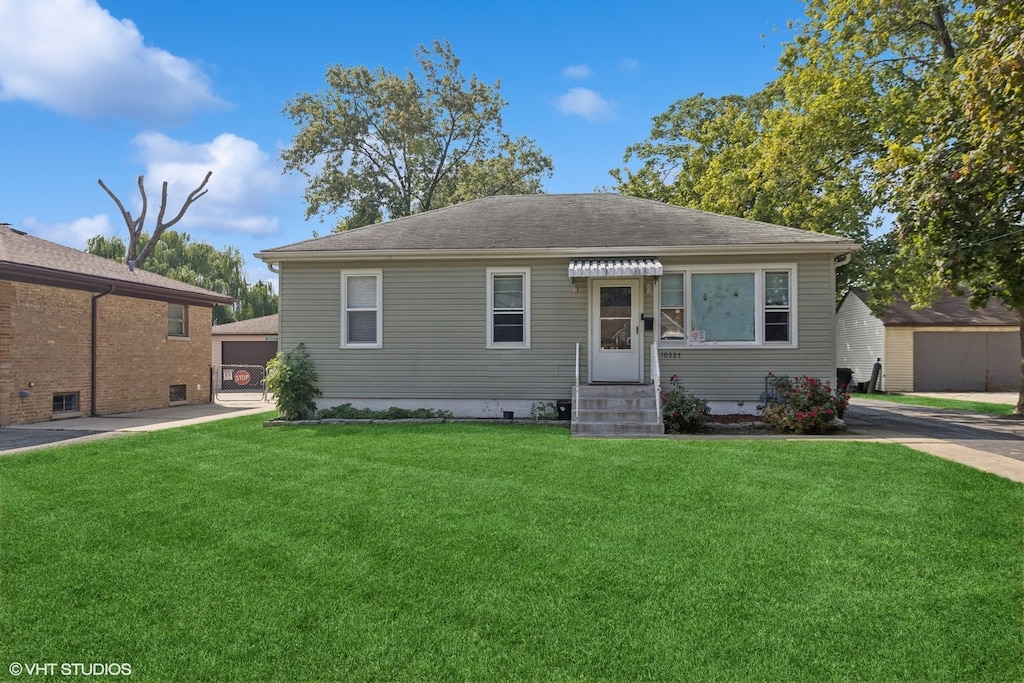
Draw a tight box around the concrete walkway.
[0,393,274,455]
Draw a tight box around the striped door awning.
[568,258,663,278]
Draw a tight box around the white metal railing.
[573,342,581,422]
[574,342,581,387]
[651,341,663,423]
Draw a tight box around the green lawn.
[1,418,1021,681]
[850,391,1018,416]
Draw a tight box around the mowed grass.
[1,418,1021,682]
[851,392,1018,416]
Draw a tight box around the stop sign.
[234,369,251,385]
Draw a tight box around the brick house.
[0,224,234,425]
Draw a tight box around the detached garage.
[212,314,279,368]
[836,288,1021,392]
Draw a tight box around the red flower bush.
[760,375,848,434]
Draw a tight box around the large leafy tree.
[87,231,278,325]
[776,0,1023,412]
[614,1,1023,412]
[610,89,879,293]
[281,39,553,231]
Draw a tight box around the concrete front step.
[575,384,656,399]
[571,421,665,437]
[572,383,664,437]
[573,409,660,423]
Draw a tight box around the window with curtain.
[341,270,382,348]
[658,267,796,346]
[487,268,530,348]
[167,303,187,337]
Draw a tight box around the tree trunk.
[1017,308,1024,415]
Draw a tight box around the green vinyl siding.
[278,252,839,405]
[279,259,587,401]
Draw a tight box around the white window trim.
[340,269,383,349]
[486,267,531,349]
[656,265,798,348]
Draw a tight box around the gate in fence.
[215,364,267,396]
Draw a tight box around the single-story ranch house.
[0,223,234,426]
[257,194,858,435]
[836,287,1021,392]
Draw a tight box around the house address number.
[660,351,684,360]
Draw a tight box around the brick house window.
[168,303,188,337]
[52,393,79,414]
[169,384,187,403]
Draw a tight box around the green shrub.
[316,403,454,420]
[265,343,322,420]
[661,375,710,434]
[760,376,847,434]
[530,401,559,420]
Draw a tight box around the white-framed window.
[657,266,797,347]
[341,269,382,348]
[486,267,530,349]
[764,270,792,342]
[167,303,188,337]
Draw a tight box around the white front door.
[589,279,643,382]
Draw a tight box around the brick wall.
[94,295,213,415]
[0,280,214,425]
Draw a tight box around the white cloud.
[562,64,592,79]
[0,0,226,123]
[555,87,613,121]
[21,214,116,249]
[127,131,297,236]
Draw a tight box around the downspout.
[91,285,115,417]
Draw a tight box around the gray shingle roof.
[258,194,857,256]
[0,224,234,306]
[851,288,1020,326]
[212,313,278,335]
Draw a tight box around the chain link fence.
[214,364,268,398]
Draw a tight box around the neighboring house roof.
[0,224,234,306]
[212,313,278,336]
[256,194,858,262]
[848,287,1020,326]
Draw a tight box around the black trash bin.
[836,367,854,392]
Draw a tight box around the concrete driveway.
[842,394,1024,482]
[0,394,274,455]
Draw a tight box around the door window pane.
[600,285,632,349]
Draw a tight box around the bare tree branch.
[98,171,212,268]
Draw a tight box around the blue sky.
[0,0,805,287]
